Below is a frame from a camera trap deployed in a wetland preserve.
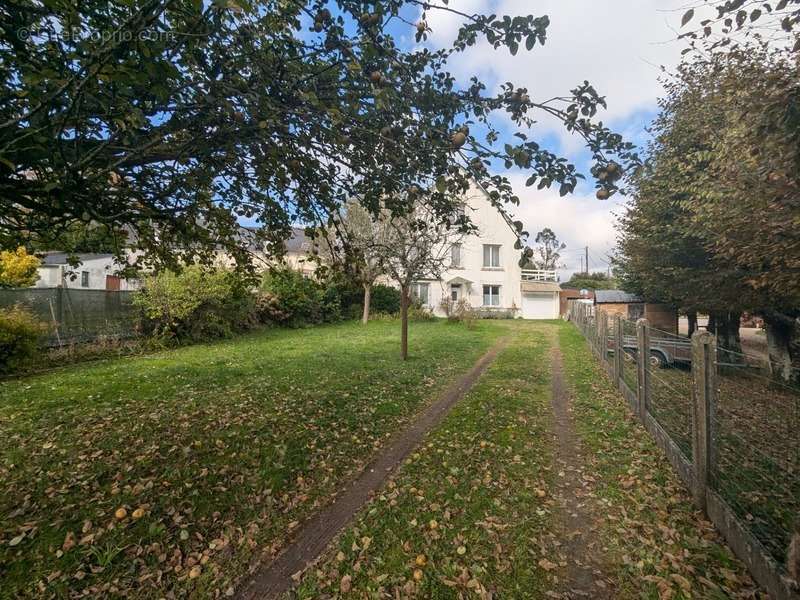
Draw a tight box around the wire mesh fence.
[620,318,638,393]
[647,326,693,460]
[712,343,800,566]
[0,288,138,346]
[566,299,800,594]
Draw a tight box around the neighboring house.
[233,226,318,276]
[410,182,561,320]
[593,290,677,333]
[35,252,141,291]
[35,227,316,291]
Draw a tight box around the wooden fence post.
[636,318,650,422]
[613,315,623,387]
[691,330,716,512]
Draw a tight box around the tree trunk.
[400,285,409,361]
[789,518,800,582]
[362,283,372,324]
[708,311,743,364]
[764,311,800,384]
[687,311,698,337]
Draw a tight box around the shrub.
[0,306,43,373]
[260,268,341,327]
[0,247,40,288]
[370,284,402,314]
[253,291,290,324]
[134,266,256,343]
[474,308,517,319]
[440,299,476,327]
[408,301,435,322]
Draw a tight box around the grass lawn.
[558,323,759,599]
[290,321,555,598]
[288,321,762,599]
[0,320,504,598]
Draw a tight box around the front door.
[450,284,462,302]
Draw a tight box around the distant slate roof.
[41,252,114,266]
[594,290,643,304]
[238,226,310,253]
[284,227,310,253]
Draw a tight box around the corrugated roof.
[594,290,643,304]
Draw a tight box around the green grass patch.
[0,320,504,598]
[558,322,759,600]
[291,322,554,598]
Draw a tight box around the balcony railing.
[521,269,558,282]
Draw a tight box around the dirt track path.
[550,344,613,599]
[235,339,507,600]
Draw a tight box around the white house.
[35,252,141,291]
[410,182,561,319]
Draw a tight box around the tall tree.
[616,43,799,373]
[0,1,637,273]
[563,271,617,291]
[531,228,565,270]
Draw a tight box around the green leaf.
[525,35,535,50]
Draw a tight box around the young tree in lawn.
[531,228,565,271]
[319,199,388,324]
[370,201,462,360]
[0,1,637,275]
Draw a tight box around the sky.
[412,0,700,278]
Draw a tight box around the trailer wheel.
[649,351,667,368]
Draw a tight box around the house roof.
[285,228,310,253]
[238,226,310,253]
[594,290,643,304]
[41,252,114,266]
[447,276,473,286]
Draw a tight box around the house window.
[450,243,462,268]
[483,285,500,307]
[411,282,430,306]
[80,271,90,288]
[450,284,461,302]
[483,244,500,268]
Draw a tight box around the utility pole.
[585,246,589,275]
[579,256,583,274]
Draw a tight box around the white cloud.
[421,1,712,280]
[424,0,703,149]
[502,172,629,279]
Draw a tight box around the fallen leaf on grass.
[538,558,557,571]
[340,574,352,592]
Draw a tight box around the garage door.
[521,292,556,320]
